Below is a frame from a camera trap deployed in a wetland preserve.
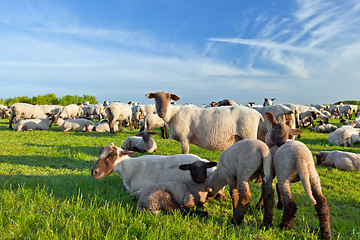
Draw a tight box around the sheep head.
[91,143,137,180]
[265,112,302,147]
[145,91,180,118]
[315,152,329,166]
[179,161,217,184]
[136,131,156,143]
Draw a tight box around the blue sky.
[1,0,360,106]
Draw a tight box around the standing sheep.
[9,103,47,129]
[60,103,83,119]
[145,91,264,154]
[265,112,331,240]
[207,139,274,227]
[316,151,360,172]
[140,113,169,139]
[121,131,157,153]
[104,101,133,133]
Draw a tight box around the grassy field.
[0,117,359,239]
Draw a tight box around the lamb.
[263,98,276,106]
[316,151,360,172]
[145,91,264,154]
[39,105,63,115]
[9,103,47,129]
[311,121,338,133]
[53,115,95,132]
[104,101,133,133]
[91,143,217,198]
[13,113,53,132]
[137,161,217,214]
[60,103,83,119]
[83,103,106,120]
[206,139,274,227]
[328,126,360,146]
[140,113,169,139]
[131,105,146,129]
[94,119,120,132]
[121,131,157,153]
[265,112,331,240]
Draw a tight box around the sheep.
[247,102,263,108]
[263,98,276,106]
[9,103,47,129]
[144,104,156,115]
[13,113,53,132]
[253,104,296,141]
[53,115,95,132]
[39,105,63,115]
[0,105,10,119]
[206,139,274,227]
[137,161,217,214]
[82,103,106,120]
[131,105,146,129]
[328,126,360,146]
[60,103,83,119]
[339,104,353,119]
[121,131,157,153]
[104,101,133,133]
[94,119,120,132]
[145,91,264,154]
[316,151,360,172]
[311,121,338,133]
[217,99,238,106]
[91,143,217,198]
[265,112,331,240]
[329,105,340,115]
[140,113,169,139]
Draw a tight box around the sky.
[1,0,360,106]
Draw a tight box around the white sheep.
[94,120,120,132]
[9,103,47,129]
[60,103,83,119]
[13,113,53,132]
[146,91,264,154]
[131,105,146,129]
[83,103,106,120]
[137,161,217,214]
[311,121,338,133]
[91,143,216,198]
[104,101,133,133]
[121,131,157,153]
[339,104,353,119]
[54,115,95,132]
[328,126,360,146]
[140,113,169,139]
[39,105,63,115]
[206,139,274,227]
[265,112,331,240]
[263,98,276,106]
[316,150,360,172]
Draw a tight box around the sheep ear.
[179,164,190,171]
[145,92,155,99]
[121,150,137,156]
[290,129,302,136]
[170,94,180,101]
[149,131,156,135]
[265,112,277,125]
[271,98,276,101]
[135,132,144,137]
[206,162,217,168]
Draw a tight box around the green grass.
[0,118,359,239]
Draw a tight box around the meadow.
[0,117,359,239]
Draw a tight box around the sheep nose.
[91,168,98,177]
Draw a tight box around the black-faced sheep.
[145,91,264,154]
[121,131,157,153]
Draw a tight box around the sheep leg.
[164,123,169,139]
[279,181,297,230]
[232,181,251,226]
[180,138,190,154]
[160,127,166,139]
[276,183,283,210]
[312,186,332,240]
[261,179,274,228]
[128,116,133,130]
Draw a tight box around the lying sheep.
[146,91,264,154]
[9,103,47,129]
[328,126,360,146]
[14,113,53,132]
[137,161,217,214]
[316,151,360,172]
[207,139,274,227]
[265,112,331,240]
[311,120,338,133]
[140,113,169,139]
[53,115,95,132]
[91,143,217,198]
[94,119,120,132]
[121,131,157,153]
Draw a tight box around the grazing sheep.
[329,105,340,115]
[94,119,120,132]
[207,139,274,227]
[53,115,95,132]
[137,161,217,214]
[263,98,276,106]
[104,101,133,133]
[328,126,360,146]
[140,113,169,139]
[145,91,264,154]
[91,143,216,198]
[316,151,360,172]
[60,103,83,119]
[14,113,53,132]
[339,104,353,119]
[121,131,157,153]
[9,103,47,129]
[265,112,331,240]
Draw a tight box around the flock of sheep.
[2,91,360,240]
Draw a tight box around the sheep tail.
[296,159,317,205]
